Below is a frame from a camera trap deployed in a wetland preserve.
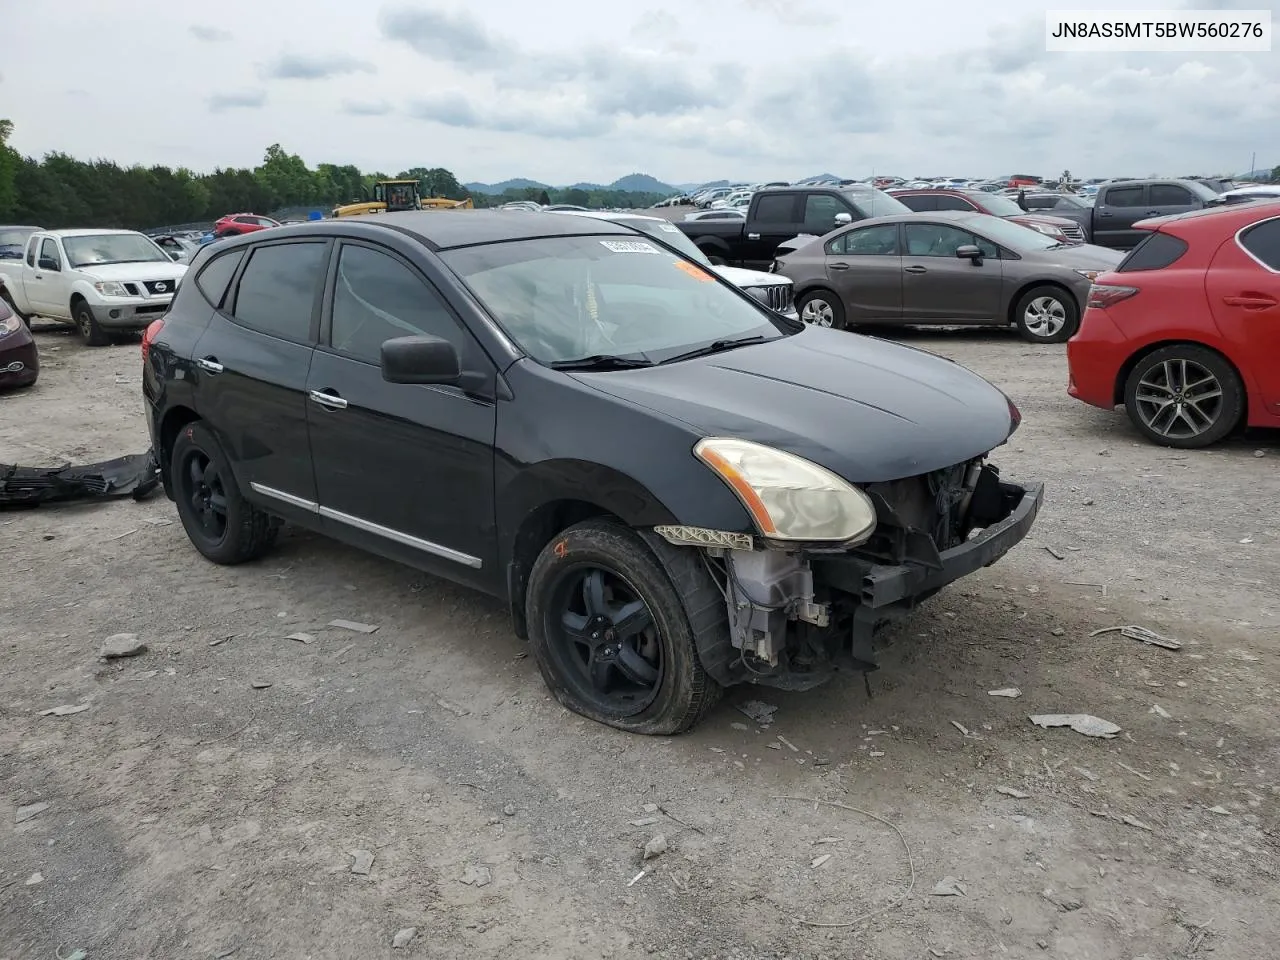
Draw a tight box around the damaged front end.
[652,455,1042,692]
[0,449,162,508]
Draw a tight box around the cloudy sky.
[4,0,1277,186]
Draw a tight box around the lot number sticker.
[600,240,660,254]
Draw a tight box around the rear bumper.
[1066,308,1126,409]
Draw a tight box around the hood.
[712,264,791,288]
[1013,213,1076,229]
[571,327,1015,483]
[1031,242,1124,270]
[78,261,188,283]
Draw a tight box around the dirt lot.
[2,320,1277,960]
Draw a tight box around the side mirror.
[38,257,60,272]
[833,212,853,226]
[380,334,460,385]
[955,244,983,263]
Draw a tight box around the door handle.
[1223,295,1278,309]
[747,232,760,240]
[829,261,850,271]
[1144,210,1160,216]
[904,265,927,274]
[1098,212,1113,218]
[34,274,44,279]
[309,389,348,410]
[195,357,224,374]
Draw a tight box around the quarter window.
[194,250,245,308]
[1239,218,1280,270]
[329,244,464,365]
[229,241,328,342]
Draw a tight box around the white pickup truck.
[0,228,187,345]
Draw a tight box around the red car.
[1067,201,1280,448]
[212,213,280,238]
[0,295,38,390]
[889,189,1085,243]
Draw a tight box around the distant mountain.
[465,173,675,195]
[464,178,551,195]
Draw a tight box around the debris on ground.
[437,698,470,717]
[737,700,778,725]
[250,681,273,690]
[502,803,516,816]
[988,687,1022,699]
[328,619,379,634]
[950,721,973,737]
[208,635,234,647]
[1208,805,1231,816]
[1089,624,1182,650]
[1044,546,1064,560]
[38,704,89,717]
[459,864,491,886]
[25,872,43,885]
[626,869,646,887]
[629,816,661,827]
[1051,627,1067,636]
[643,834,668,860]
[0,448,161,507]
[811,853,832,869]
[996,787,1030,799]
[350,849,374,875]
[1150,704,1172,719]
[100,632,148,659]
[813,837,843,845]
[392,927,417,949]
[932,877,965,896]
[15,802,49,823]
[286,632,316,645]
[1029,714,1120,738]
[776,734,799,752]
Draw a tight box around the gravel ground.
[2,318,1277,960]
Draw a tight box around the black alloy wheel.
[179,447,230,546]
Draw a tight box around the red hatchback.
[1067,202,1280,447]
[212,213,280,238]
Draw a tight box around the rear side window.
[1150,184,1193,206]
[934,195,976,212]
[753,193,796,224]
[1104,186,1145,207]
[195,249,244,308]
[1116,232,1188,272]
[229,241,328,342]
[1239,218,1280,270]
[896,194,935,212]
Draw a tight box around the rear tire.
[171,421,280,564]
[1122,344,1243,448]
[525,519,721,735]
[797,289,847,330]
[73,300,110,347]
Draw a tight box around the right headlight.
[694,437,877,544]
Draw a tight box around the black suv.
[142,212,1041,734]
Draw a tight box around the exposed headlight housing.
[693,437,877,544]
[1074,268,1103,281]
[93,280,132,297]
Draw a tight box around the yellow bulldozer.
[331,179,474,218]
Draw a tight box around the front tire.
[1123,345,1243,448]
[171,421,280,564]
[73,300,110,346]
[525,519,721,735]
[797,289,847,330]
[1014,285,1078,343]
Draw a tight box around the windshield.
[964,215,1062,251]
[843,186,911,218]
[441,234,786,365]
[976,194,1026,217]
[0,227,36,260]
[615,218,713,266]
[63,233,170,268]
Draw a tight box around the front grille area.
[144,279,175,295]
[750,283,794,312]
[1061,223,1085,242]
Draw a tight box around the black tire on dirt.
[1013,284,1078,344]
[73,299,110,346]
[171,421,280,564]
[525,519,722,735]
[1122,344,1244,448]
[797,289,847,330]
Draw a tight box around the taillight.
[1007,396,1022,433]
[141,318,165,362]
[1086,284,1139,309]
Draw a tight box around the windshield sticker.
[674,260,714,282]
[657,222,680,233]
[599,239,660,254]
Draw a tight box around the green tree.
[562,188,590,207]
[0,118,18,220]
[538,189,551,206]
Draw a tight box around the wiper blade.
[548,354,654,371]
[661,335,770,364]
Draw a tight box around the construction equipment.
[331,180,473,218]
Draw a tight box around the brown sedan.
[0,296,38,390]
[775,211,1122,344]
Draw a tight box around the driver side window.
[904,223,987,258]
[39,238,61,268]
[827,224,900,256]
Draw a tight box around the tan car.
[775,211,1123,343]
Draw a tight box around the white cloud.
[2,0,1276,184]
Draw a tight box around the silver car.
[775,211,1123,344]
